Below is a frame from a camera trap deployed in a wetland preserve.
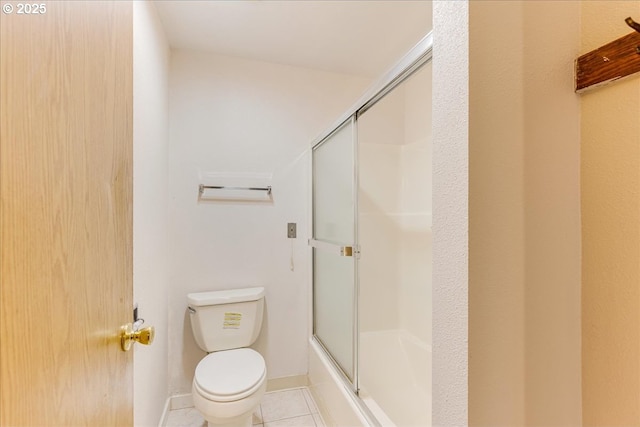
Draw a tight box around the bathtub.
[308,330,431,427]
[308,338,369,427]
[359,329,431,427]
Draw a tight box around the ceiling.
[154,1,432,78]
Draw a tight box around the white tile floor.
[165,388,325,427]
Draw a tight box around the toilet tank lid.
[188,287,264,307]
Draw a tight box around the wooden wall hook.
[626,17,640,33]
[575,17,640,92]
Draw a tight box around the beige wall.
[469,1,582,425]
[581,2,640,426]
[469,2,526,423]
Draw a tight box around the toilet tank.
[187,287,265,353]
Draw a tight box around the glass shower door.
[311,117,357,383]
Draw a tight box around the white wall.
[133,1,170,425]
[432,2,469,425]
[167,50,370,395]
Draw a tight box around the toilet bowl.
[192,348,267,427]
[187,287,267,427]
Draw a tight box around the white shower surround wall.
[359,62,432,426]
[358,62,432,344]
[166,50,371,396]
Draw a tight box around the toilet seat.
[194,348,266,402]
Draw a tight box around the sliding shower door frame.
[309,32,433,150]
[310,31,433,427]
[311,115,359,388]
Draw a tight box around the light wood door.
[0,1,133,425]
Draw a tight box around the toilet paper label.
[223,312,242,329]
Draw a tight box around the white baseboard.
[266,375,308,392]
[157,396,171,427]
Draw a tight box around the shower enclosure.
[309,34,432,426]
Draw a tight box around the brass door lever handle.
[120,323,155,351]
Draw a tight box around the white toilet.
[188,287,267,427]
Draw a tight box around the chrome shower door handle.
[308,238,358,257]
